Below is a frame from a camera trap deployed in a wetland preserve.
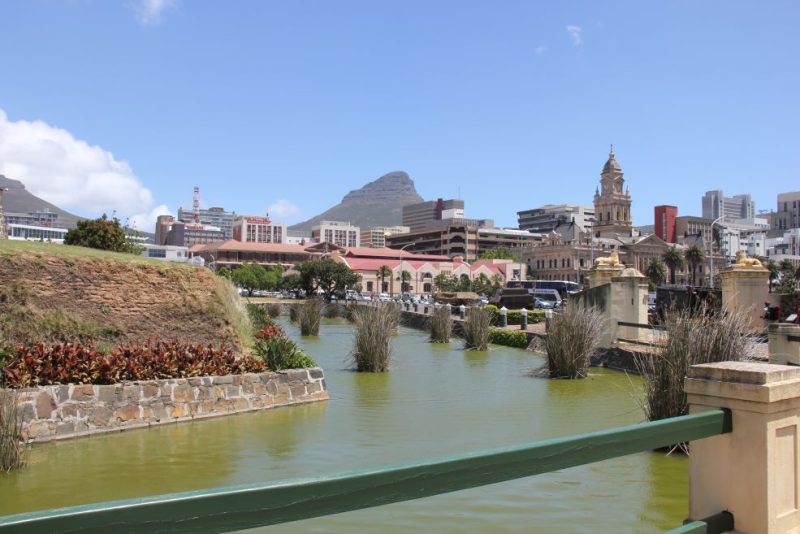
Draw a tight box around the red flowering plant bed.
[1,339,266,388]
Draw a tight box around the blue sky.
[0,1,797,230]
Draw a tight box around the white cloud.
[133,0,177,26]
[0,108,168,231]
[534,46,546,56]
[566,25,582,47]
[267,199,301,222]
[128,204,171,233]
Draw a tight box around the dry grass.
[545,304,605,379]
[430,306,452,343]
[0,391,25,472]
[298,298,323,336]
[266,304,282,318]
[637,307,757,421]
[351,304,399,372]
[463,307,493,351]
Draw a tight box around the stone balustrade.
[10,368,328,443]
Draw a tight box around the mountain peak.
[290,171,424,231]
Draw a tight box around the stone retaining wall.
[10,368,328,443]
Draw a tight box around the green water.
[0,319,688,532]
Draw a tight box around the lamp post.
[708,216,724,287]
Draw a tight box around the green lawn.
[0,240,193,268]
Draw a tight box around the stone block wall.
[10,369,328,443]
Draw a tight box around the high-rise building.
[155,214,224,247]
[360,226,411,248]
[311,221,360,248]
[232,216,287,244]
[517,204,594,234]
[178,206,236,240]
[654,205,678,243]
[701,190,755,222]
[402,198,465,231]
[773,191,800,235]
[593,146,632,237]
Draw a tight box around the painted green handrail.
[0,408,732,534]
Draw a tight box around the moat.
[0,318,688,532]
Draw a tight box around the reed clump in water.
[462,307,493,351]
[0,391,25,472]
[298,298,323,336]
[430,306,452,343]
[351,303,399,372]
[637,306,756,422]
[545,304,604,379]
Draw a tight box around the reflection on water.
[0,318,688,533]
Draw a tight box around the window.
[366,281,373,292]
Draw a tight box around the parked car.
[378,293,391,302]
[533,297,555,310]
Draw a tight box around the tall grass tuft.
[430,306,452,343]
[298,298,323,336]
[266,303,281,318]
[545,304,605,378]
[0,391,25,472]
[637,307,756,422]
[288,305,299,323]
[351,303,399,372]
[324,303,340,319]
[462,307,493,351]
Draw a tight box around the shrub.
[298,298,323,336]
[2,340,267,388]
[247,304,268,329]
[637,307,756,422]
[488,328,529,349]
[463,307,493,351]
[253,319,317,371]
[324,303,340,319]
[430,306,452,343]
[0,390,25,472]
[266,304,282,318]
[545,304,604,379]
[505,309,545,325]
[483,305,499,325]
[351,304,399,372]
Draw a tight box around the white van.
[533,289,563,308]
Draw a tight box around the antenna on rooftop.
[192,186,200,224]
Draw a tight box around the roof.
[343,246,450,261]
[189,240,311,254]
[342,258,451,272]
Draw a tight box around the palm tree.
[645,257,667,288]
[765,259,779,293]
[398,270,412,293]
[377,265,391,295]
[685,245,705,286]
[662,247,686,285]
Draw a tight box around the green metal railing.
[0,408,732,534]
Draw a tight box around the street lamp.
[708,216,724,287]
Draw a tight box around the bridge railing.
[2,360,798,534]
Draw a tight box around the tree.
[685,245,705,286]
[764,259,779,293]
[280,273,302,291]
[217,266,233,280]
[398,270,412,293]
[777,259,799,294]
[433,273,458,292]
[645,257,667,288]
[296,258,360,301]
[491,274,504,289]
[376,265,392,295]
[470,273,492,294]
[662,247,686,285]
[480,248,520,262]
[231,263,274,296]
[458,273,471,292]
[64,214,141,254]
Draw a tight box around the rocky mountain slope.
[0,174,82,228]
[289,171,424,231]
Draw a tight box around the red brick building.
[655,205,678,243]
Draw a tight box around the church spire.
[609,144,614,158]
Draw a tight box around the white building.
[360,226,411,248]
[7,223,68,243]
[232,215,287,244]
[140,244,192,263]
[311,221,360,248]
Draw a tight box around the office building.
[402,198,465,231]
[517,204,594,234]
[654,205,678,243]
[311,221,360,248]
[360,226,411,248]
[701,190,756,222]
[178,206,236,240]
[232,215,287,244]
[155,215,225,247]
[773,191,800,235]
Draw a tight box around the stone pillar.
[609,269,649,343]
[685,362,800,533]
[587,265,624,289]
[720,265,770,330]
[769,323,800,366]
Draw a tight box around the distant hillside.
[289,171,424,231]
[0,174,82,228]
